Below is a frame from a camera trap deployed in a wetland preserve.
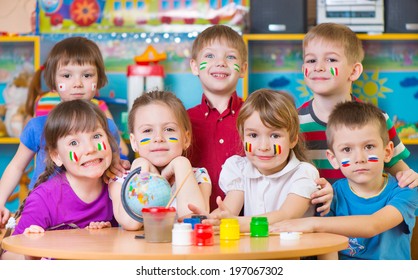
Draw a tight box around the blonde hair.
[326,101,388,151]
[303,23,364,64]
[237,88,308,162]
[191,24,247,62]
[128,90,192,156]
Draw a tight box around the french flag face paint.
[368,155,379,162]
[273,144,281,155]
[341,158,350,167]
[168,137,178,143]
[244,142,252,153]
[330,67,338,76]
[139,138,151,145]
[58,83,66,91]
[97,141,106,151]
[199,62,207,70]
[69,151,78,162]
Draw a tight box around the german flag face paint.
[244,142,252,153]
[368,155,379,162]
[199,62,207,70]
[139,138,151,145]
[97,141,106,151]
[69,151,78,162]
[273,144,281,155]
[341,158,350,167]
[330,67,338,76]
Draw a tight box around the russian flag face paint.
[273,144,281,155]
[69,151,78,162]
[199,62,207,70]
[233,64,240,72]
[97,141,106,151]
[58,83,66,91]
[139,138,151,145]
[368,155,379,162]
[341,158,350,167]
[244,142,252,153]
[330,67,338,76]
[168,137,178,143]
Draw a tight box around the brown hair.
[25,36,107,116]
[326,101,388,151]
[191,24,247,62]
[237,88,308,162]
[128,90,192,156]
[15,99,118,220]
[303,23,364,64]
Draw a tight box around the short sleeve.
[193,167,212,186]
[219,156,247,194]
[288,163,320,199]
[388,187,418,234]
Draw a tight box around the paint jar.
[183,217,200,229]
[142,207,176,243]
[250,217,269,237]
[194,224,214,246]
[191,215,207,223]
[172,223,193,246]
[220,218,240,240]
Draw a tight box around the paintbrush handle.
[165,168,193,208]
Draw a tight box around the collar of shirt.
[243,151,301,179]
[201,91,241,119]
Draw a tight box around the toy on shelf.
[126,45,166,111]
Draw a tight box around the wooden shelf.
[0,137,19,144]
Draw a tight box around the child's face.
[54,63,98,102]
[51,126,112,180]
[243,111,297,176]
[190,39,247,97]
[326,123,394,189]
[130,103,189,168]
[302,39,361,97]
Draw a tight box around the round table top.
[2,227,348,260]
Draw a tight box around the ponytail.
[25,67,44,117]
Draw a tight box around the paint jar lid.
[142,206,176,213]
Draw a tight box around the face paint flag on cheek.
[97,141,106,151]
[304,68,308,78]
[244,142,252,153]
[234,64,240,72]
[368,155,379,162]
[273,144,281,155]
[92,83,97,90]
[341,158,350,167]
[199,62,207,70]
[58,83,66,91]
[139,138,151,145]
[69,151,78,162]
[168,137,178,143]
[330,67,338,76]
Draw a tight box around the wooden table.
[1,227,348,260]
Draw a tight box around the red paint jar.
[194,224,214,246]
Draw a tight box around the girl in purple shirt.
[1,100,118,260]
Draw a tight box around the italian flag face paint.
[341,158,350,167]
[330,67,338,76]
[139,138,151,145]
[233,64,240,72]
[69,151,78,162]
[273,144,281,155]
[58,83,66,91]
[244,142,252,153]
[368,155,379,162]
[199,62,207,70]
[168,137,178,143]
[97,141,106,151]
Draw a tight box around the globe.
[121,168,172,223]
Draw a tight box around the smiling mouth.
[211,73,229,78]
[81,158,103,167]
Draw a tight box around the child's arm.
[310,177,334,216]
[0,144,35,227]
[103,108,130,157]
[272,205,404,238]
[386,160,418,189]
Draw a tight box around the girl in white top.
[192,89,328,232]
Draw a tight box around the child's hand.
[23,225,45,234]
[311,178,333,216]
[396,169,418,189]
[0,206,11,228]
[104,158,130,183]
[270,217,316,234]
[85,221,112,229]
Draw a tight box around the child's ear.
[326,149,340,170]
[129,133,137,152]
[50,151,63,167]
[383,141,395,163]
[239,62,248,78]
[290,134,298,149]
[349,62,363,81]
[190,59,200,76]
[183,131,191,150]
